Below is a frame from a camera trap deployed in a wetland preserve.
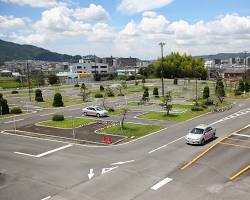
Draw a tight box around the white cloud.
[88,23,115,42]
[73,4,110,22]
[0,15,30,29]
[0,0,66,8]
[118,0,173,14]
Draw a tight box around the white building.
[69,59,109,74]
[204,60,215,69]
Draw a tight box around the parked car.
[82,106,108,117]
[185,124,216,145]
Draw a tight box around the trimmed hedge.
[52,114,64,121]
[94,93,103,98]
[11,90,19,94]
[11,107,22,114]
[191,106,203,111]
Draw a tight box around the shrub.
[52,114,64,121]
[173,78,178,85]
[203,86,210,99]
[135,81,139,86]
[153,87,159,97]
[204,98,214,106]
[74,83,79,87]
[191,106,203,111]
[234,89,242,96]
[95,93,103,98]
[238,80,245,92]
[11,90,18,94]
[118,93,124,96]
[52,93,64,107]
[35,89,44,102]
[108,107,115,112]
[245,82,249,92]
[11,107,22,114]
[94,73,101,81]
[100,85,104,91]
[106,88,115,97]
[0,94,9,115]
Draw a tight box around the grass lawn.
[38,117,96,128]
[139,109,208,122]
[102,122,161,137]
[127,101,140,106]
[108,108,124,116]
[227,92,250,99]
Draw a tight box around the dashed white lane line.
[4,119,24,124]
[232,133,250,138]
[41,196,51,200]
[151,177,173,190]
[36,144,72,158]
[40,113,55,117]
[148,136,185,154]
[111,160,135,165]
[14,144,72,158]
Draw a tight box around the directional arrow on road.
[101,166,118,175]
[88,168,94,180]
[111,160,135,165]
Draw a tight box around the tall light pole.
[26,61,31,102]
[244,51,247,80]
[159,42,165,97]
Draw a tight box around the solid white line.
[41,196,51,200]
[4,119,24,124]
[111,160,135,165]
[151,177,173,190]
[232,133,250,138]
[14,151,36,157]
[40,113,55,117]
[36,144,72,157]
[148,136,185,154]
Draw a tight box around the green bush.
[35,89,44,102]
[191,106,203,111]
[0,93,9,115]
[245,82,249,92]
[153,87,159,97]
[74,83,80,87]
[100,85,104,91]
[52,93,64,107]
[95,93,103,98]
[108,107,115,112]
[118,93,124,96]
[234,89,242,96]
[52,114,64,121]
[11,107,22,114]
[11,90,18,94]
[173,78,178,85]
[238,80,245,92]
[204,98,214,105]
[106,88,115,97]
[203,86,210,99]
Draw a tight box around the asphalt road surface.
[1,98,250,200]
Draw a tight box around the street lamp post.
[26,61,31,102]
[244,51,247,81]
[159,42,165,97]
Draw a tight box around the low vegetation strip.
[38,117,96,129]
[102,122,161,137]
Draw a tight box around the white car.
[82,106,108,117]
[185,124,216,145]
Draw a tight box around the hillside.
[0,39,81,64]
[198,52,250,60]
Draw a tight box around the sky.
[0,0,250,59]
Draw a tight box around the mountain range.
[0,39,249,65]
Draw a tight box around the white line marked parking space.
[151,177,173,190]
[4,119,24,124]
[41,196,51,200]
[148,136,185,154]
[14,151,36,157]
[232,133,250,138]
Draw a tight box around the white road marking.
[111,160,135,165]
[14,151,36,157]
[4,119,24,124]
[41,196,51,200]
[68,108,79,111]
[40,113,55,117]
[101,166,118,174]
[151,177,173,190]
[36,144,72,158]
[232,133,250,138]
[88,168,94,180]
[148,136,185,154]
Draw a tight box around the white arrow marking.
[111,160,135,165]
[88,168,94,180]
[101,166,118,175]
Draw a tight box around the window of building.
[100,66,107,68]
[77,66,82,69]
[101,71,107,73]
[92,66,98,69]
[91,71,96,74]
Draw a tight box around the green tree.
[142,87,149,102]
[35,89,44,102]
[173,78,178,85]
[215,80,225,103]
[238,80,245,92]
[153,87,159,97]
[203,86,210,99]
[162,92,172,115]
[245,82,250,92]
[48,74,58,85]
[100,85,104,91]
[94,73,101,81]
[142,77,146,88]
[0,93,9,115]
[52,93,64,107]
[80,83,88,101]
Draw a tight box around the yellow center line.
[226,137,250,144]
[229,164,250,180]
[219,142,250,149]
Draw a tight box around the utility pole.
[244,51,247,80]
[159,42,165,97]
[26,61,31,102]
